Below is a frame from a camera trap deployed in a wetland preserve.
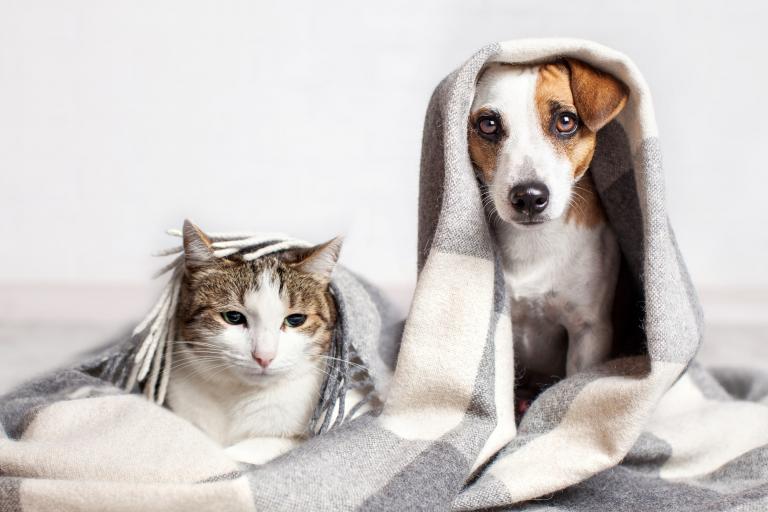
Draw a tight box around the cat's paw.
[224,437,301,465]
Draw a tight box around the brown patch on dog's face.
[564,170,606,228]
[534,62,598,182]
[534,60,627,227]
[468,107,503,183]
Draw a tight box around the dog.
[468,59,629,407]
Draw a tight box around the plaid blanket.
[2,39,768,511]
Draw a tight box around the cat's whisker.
[170,356,225,367]
[309,367,336,386]
[176,349,231,357]
[169,368,222,387]
[175,345,226,352]
[180,340,229,349]
[170,359,228,374]
[172,361,235,385]
[316,355,368,372]
[172,354,227,365]
[177,343,245,359]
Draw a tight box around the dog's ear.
[566,58,629,132]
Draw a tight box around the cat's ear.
[182,219,215,269]
[290,237,343,282]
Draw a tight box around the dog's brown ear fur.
[566,58,629,132]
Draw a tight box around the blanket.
[2,39,768,511]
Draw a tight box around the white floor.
[0,285,766,394]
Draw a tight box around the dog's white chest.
[496,219,619,378]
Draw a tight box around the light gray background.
[1,1,766,390]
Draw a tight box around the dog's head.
[468,59,628,227]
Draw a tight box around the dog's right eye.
[477,116,500,138]
[554,112,579,136]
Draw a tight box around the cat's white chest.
[166,363,324,446]
[224,372,323,442]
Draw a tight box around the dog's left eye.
[477,115,500,138]
[555,112,579,135]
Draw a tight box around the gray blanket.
[2,38,768,511]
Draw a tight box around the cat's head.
[177,220,342,383]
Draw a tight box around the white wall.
[1,0,766,292]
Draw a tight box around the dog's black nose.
[509,183,550,215]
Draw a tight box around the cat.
[165,221,345,464]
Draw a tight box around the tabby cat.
[166,221,343,463]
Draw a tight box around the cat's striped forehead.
[184,255,333,316]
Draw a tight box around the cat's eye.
[284,314,307,328]
[222,311,247,326]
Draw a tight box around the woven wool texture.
[2,39,768,511]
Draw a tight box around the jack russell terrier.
[468,59,629,411]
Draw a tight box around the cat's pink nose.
[253,353,274,368]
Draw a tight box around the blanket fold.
[2,39,767,511]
